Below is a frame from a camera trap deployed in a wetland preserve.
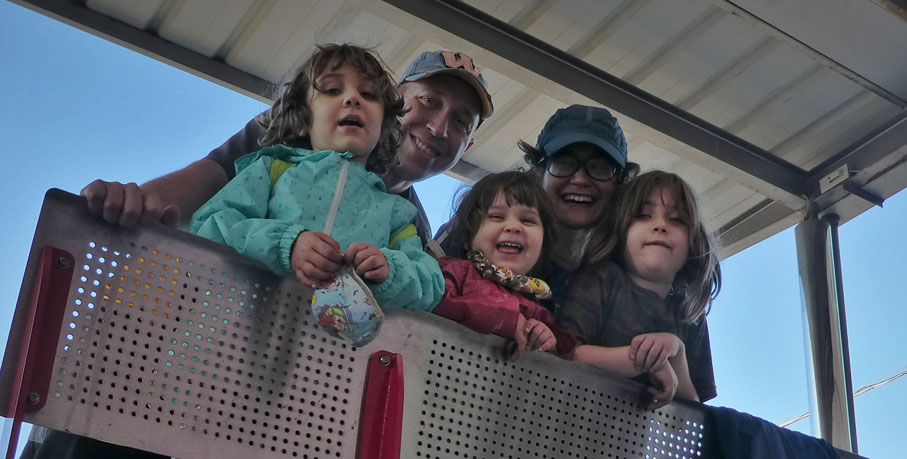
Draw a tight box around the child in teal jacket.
[190,44,443,315]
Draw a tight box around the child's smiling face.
[470,192,544,276]
[307,64,384,163]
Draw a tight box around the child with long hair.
[557,170,721,407]
[190,44,444,329]
[433,171,576,360]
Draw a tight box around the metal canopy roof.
[14,0,907,257]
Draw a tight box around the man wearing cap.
[81,50,493,245]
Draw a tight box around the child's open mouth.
[496,241,524,254]
[338,115,363,127]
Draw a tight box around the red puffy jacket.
[433,257,576,359]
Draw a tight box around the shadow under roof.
[15,0,907,257]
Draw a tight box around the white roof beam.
[723,64,826,135]
[713,0,906,109]
[508,0,557,31]
[675,37,780,111]
[567,0,651,58]
[383,0,809,203]
[622,6,726,86]
[214,0,278,64]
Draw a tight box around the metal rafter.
[383,0,808,199]
[811,113,907,181]
[809,113,907,204]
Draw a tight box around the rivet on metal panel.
[379,355,391,366]
[27,392,41,405]
[56,256,70,269]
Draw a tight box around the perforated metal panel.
[397,334,709,459]
[3,190,713,459]
[58,245,366,458]
[8,190,373,459]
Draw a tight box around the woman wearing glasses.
[529,106,718,405]
[519,105,639,279]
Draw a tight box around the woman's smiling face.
[540,143,617,229]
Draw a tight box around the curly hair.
[583,170,721,324]
[518,140,640,185]
[446,171,556,278]
[259,43,405,175]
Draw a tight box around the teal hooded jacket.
[189,144,443,312]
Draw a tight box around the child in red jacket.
[432,171,575,360]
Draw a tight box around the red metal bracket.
[356,350,404,459]
[4,246,74,459]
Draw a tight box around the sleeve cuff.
[279,224,307,274]
[370,248,398,295]
[499,312,519,339]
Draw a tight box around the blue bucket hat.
[535,105,628,167]
[399,50,494,119]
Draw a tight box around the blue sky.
[1,2,903,457]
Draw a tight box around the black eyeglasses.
[544,155,619,181]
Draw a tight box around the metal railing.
[0,190,855,459]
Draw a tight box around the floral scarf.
[467,250,552,301]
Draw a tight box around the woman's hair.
[518,140,640,185]
[446,171,556,277]
[584,170,721,324]
[260,43,405,175]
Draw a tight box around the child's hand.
[511,315,556,361]
[525,318,556,353]
[629,332,683,372]
[646,360,679,410]
[346,243,389,282]
[291,231,343,288]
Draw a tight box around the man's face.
[394,75,482,183]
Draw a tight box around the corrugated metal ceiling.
[13,0,907,257]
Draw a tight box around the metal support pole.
[794,215,858,452]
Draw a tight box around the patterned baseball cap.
[399,50,494,119]
[535,105,628,167]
